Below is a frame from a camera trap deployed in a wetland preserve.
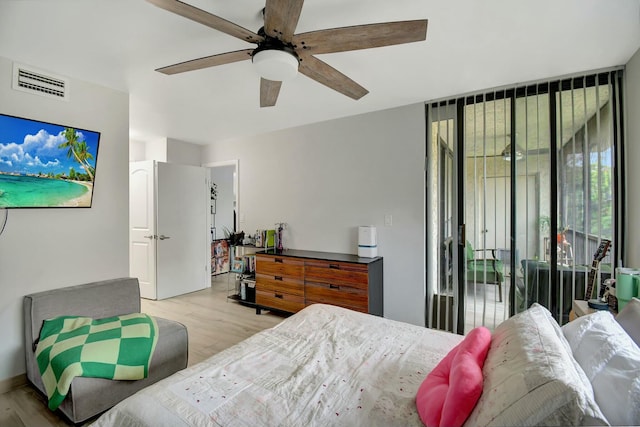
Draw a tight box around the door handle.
[143,235,156,240]
[158,235,171,240]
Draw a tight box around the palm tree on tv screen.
[75,140,95,180]
[58,127,94,182]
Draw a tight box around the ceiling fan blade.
[299,56,368,100]
[293,20,427,55]
[260,78,282,107]
[525,147,550,155]
[146,0,263,44]
[263,0,305,42]
[156,49,253,75]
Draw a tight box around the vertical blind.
[426,69,624,333]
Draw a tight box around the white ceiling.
[1,0,639,146]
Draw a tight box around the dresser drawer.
[304,261,368,289]
[305,282,368,312]
[256,290,305,313]
[256,273,304,296]
[257,255,304,279]
[305,259,368,272]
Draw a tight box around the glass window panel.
[557,85,613,267]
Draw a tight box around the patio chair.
[464,240,505,302]
[443,238,506,302]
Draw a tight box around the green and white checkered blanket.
[35,313,158,410]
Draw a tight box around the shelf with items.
[253,230,276,251]
[223,227,286,305]
[211,239,230,276]
[226,245,258,305]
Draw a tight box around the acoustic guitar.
[584,238,612,302]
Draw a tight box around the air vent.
[12,63,69,101]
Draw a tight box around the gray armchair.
[24,277,188,424]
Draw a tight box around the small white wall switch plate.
[384,214,393,226]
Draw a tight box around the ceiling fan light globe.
[503,153,523,161]
[252,49,299,82]
[502,143,525,161]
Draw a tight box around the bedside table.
[569,299,616,321]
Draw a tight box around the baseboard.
[0,373,27,394]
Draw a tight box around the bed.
[94,301,640,427]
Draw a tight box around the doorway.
[203,160,239,278]
[482,175,538,272]
[210,164,237,239]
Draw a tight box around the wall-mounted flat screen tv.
[0,113,100,208]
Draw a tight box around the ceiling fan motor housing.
[251,29,300,81]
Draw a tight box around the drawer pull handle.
[274,276,283,281]
[329,264,340,269]
[329,284,340,290]
[275,258,284,263]
[275,294,284,299]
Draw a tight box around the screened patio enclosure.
[426,71,623,334]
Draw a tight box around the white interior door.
[130,160,156,299]
[480,177,508,251]
[156,162,208,300]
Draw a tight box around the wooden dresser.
[255,249,383,316]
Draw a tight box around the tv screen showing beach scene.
[0,113,100,208]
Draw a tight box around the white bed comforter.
[94,304,461,427]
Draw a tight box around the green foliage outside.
[564,159,613,239]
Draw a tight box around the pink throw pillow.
[415,326,491,427]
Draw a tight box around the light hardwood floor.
[0,274,285,427]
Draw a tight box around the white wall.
[129,139,146,162]
[626,47,640,266]
[167,138,202,166]
[145,137,168,162]
[202,103,426,326]
[131,138,202,165]
[0,56,129,382]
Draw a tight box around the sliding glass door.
[426,71,623,333]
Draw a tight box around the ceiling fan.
[146,0,428,107]
[468,143,550,161]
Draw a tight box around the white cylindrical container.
[358,226,378,258]
[240,281,247,300]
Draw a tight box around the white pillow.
[562,310,640,426]
[464,303,608,427]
